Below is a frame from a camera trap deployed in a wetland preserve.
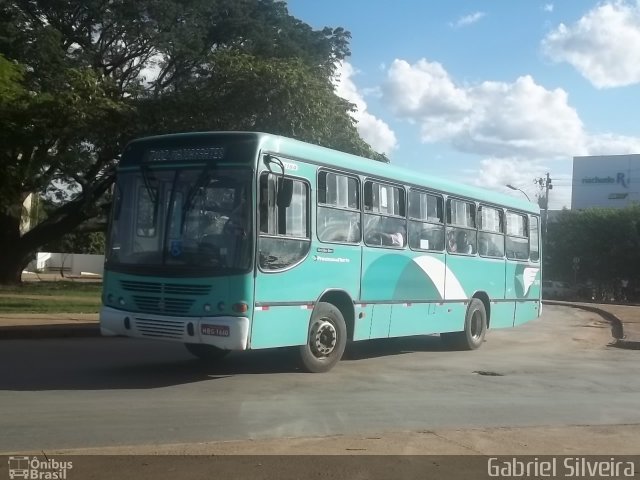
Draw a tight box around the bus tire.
[299,302,347,373]
[441,298,487,350]
[184,343,230,361]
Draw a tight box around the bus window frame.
[362,177,407,250]
[505,209,530,262]
[529,214,541,263]
[445,196,477,256]
[407,187,445,253]
[257,170,312,273]
[316,168,362,245]
[477,203,505,259]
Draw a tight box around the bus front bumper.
[100,306,250,350]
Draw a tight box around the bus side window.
[363,180,406,248]
[529,216,540,261]
[317,171,361,244]
[408,189,444,252]
[505,211,529,260]
[478,205,504,258]
[446,198,476,255]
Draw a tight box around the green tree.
[43,232,105,255]
[0,54,23,100]
[544,205,640,300]
[139,52,383,158]
[0,0,379,284]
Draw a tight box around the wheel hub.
[310,319,337,357]
[470,311,483,340]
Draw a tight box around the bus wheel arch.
[441,297,488,350]
[316,289,355,341]
[472,291,491,329]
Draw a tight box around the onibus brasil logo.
[8,456,73,479]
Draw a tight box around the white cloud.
[467,158,572,209]
[385,59,471,119]
[543,4,554,13]
[381,57,640,209]
[585,133,640,154]
[472,158,543,197]
[333,62,397,155]
[450,12,486,28]
[384,59,587,159]
[542,1,640,88]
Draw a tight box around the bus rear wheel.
[184,343,230,361]
[299,302,347,373]
[441,298,487,350]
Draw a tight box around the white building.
[571,154,640,210]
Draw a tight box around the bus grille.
[132,296,194,315]
[120,281,211,315]
[134,317,185,339]
[121,281,211,296]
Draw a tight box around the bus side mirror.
[276,178,293,208]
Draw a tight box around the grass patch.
[0,281,102,313]
[0,281,102,297]
[0,297,100,314]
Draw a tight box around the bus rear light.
[118,297,126,306]
[232,302,248,313]
[217,301,225,312]
[203,303,212,313]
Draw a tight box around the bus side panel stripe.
[413,255,466,300]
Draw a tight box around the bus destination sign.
[145,147,225,162]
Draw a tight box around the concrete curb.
[543,300,640,349]
[1,303,638,347]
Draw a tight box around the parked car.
[542,280,577,300]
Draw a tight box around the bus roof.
[123,131,540,215]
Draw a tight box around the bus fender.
[313,289,356,341]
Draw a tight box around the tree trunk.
[0,250,31,284]
[0,170,114,285]
[0,210,29,284]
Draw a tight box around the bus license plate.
[201,324,230,337]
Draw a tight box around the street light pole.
[535,173,553,245]
[506,184,531,201]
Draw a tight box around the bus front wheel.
[184,343,230,361]
[441,298,487,350]
[299,302,347,373]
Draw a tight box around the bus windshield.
[107,166,253,275]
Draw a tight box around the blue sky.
[286,0,640,208]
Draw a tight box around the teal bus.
[100,131,541,372]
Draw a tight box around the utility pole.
[535,173,553,243]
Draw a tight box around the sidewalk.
[0,313,99,339]
[0,302,638,346]
[544,300,640,348]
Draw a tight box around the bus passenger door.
[251,167,361,349]
[505,212,541,327]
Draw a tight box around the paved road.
[0,305,638,453]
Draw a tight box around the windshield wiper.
[180,162,218,232]
[141,164,158,204]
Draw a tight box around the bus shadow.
[344,335,448,361]
[0,336,452,391]
[0,339,302,391]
